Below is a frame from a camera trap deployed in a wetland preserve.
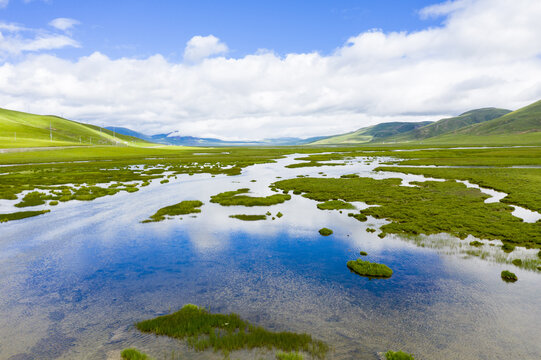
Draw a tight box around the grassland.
[142,201,203,223]
[347,259,393,278]
[211,188,291,206]
[135,304,328,358]
[275,177,541,249]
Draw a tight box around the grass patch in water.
[277,212,283,218]
[211,188,290,207]
[276,352,304,360]
[469,240,483,247]
[230,214,267,221]
[135,304,328,359]
[319,228,333,236]
[360,251,368,256]
[142,200,203,223]
[366,228,376,233]
[347,259,393,278]
[340,174,359,178]
[0,209,50,223]
[385,350,415,360]
[501,270,518,282]
[15,191,47,207]
[316,200,355,210]
[502,243,515,253]
[275,177,541,250]
[121,348,151,360]
[511,259,523,266]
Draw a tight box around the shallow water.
[0,155,540,360]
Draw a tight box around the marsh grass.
[121,348,151,360]
[347,259,393,278]
[318,228,333,236]
[276,352,304,360]
[0,209,50,223]
[275,177,541,250]
[385,350,415,360]
[316,200,355,210]
[135,305,328,359]
[211,188,290,207]
[501,270,518,282]
[143,201,203,223]
[230,214,267,221]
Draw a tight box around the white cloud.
[183,35,228,63]
[0,0,9,9]
[419,0,471,19]
[49,18,80,31]
[0,0,541,140]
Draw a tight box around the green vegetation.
[347,259,393,278]
[340,174,359,178]
[501,270,518,282]
[121,348,151,360]
[229,214,267,221]
[0,107,151,148]
[360,251,368,256]
[385,350,415,360]
[142,201,203,223]
[378,166,541,212]
[276,352,304,360]
[318,228,333,236]
[211,188,291,207]
[135,304,328,358]
[502,244,515,253]
[275,177,541,249]
[285,161,344,168]
[15,191,47,207]
[0,210,50,223]
[366,228,376,233]
[276,212,283,218]
[512,259,523,266]
[316,200,355,210]
[470,240,484,247]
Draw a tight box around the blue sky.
[2,0,442,60]
[0,0,540,139]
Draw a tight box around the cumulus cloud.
[183,35,228,63]
[0,0,541,140]
[49,18,80,31]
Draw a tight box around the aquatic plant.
[230,214,267,221]
[340,174,359,178]
[360,251,368,256]
[366,228,376,233]
[276,212,283,218]
[142,200,203,223]
[276,352,304,360]
[511,259,523,266]
[469,240,483,247]
[347,259,393,278]
[385,350,415,360]
[316,200,355,210]
[15,191,47,207]
[135,304,328,359]
[121,348,151,360]
[319,228,333,236]
[501,270,518,282]
[348,212,367,222]
[502,244,515,253]
[0,210,50,223]
[49,200,59,206]
[211,188,291,207]
[160,179,169,184]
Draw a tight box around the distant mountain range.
[104,127,328,146]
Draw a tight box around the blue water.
[0,155,540,360]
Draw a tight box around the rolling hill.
[0,108,153,148]
[312,121,433,145]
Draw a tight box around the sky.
[0,0,541,140]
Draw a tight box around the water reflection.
[0,154,539,359]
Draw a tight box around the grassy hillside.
[391,108,511,141]
[312,121,433,145]
[0,108,153,148]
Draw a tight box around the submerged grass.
[135,304,328,359]
[347,259,393,278]
[142,200,203,223]
[211,188,290,207]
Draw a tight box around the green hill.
[425,100,541,145]
[312,121,433,145]
[0,108,152,148]
[392,108,511,141]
